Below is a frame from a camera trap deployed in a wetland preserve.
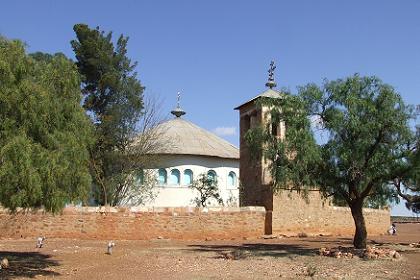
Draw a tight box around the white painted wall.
[142,155,239,207]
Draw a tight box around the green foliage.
[0,37,93,212]
[71,24,145,205]
[405,201,420,214]
[299,76,416,207]
[245,93,321,191]
[248,75,419,248]
[190,174,224,207]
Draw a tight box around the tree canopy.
[190,173,224,207]
[71,24,145,206]
[247,75,420,248]
[0,37,93,212]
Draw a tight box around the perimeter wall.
[0,206,265,240]
[271,191,391,236]
[0,192,391,240]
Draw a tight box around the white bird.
[36,236,46,248]
[107,241,115,255]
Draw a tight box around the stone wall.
[271,191,391,236]
[0,194,391,240]
[0,206,265,240]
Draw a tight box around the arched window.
[170,169,180,185]
[228,171,237,187]
[135,169,144,185]
[207,170,217,182]
[158,168,167,185]
[271,123,278,136]
[183,169,193,185]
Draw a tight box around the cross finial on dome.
[177,91,181,107]
[171,91,186,118]
[265,60,277,89]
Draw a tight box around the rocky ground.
[0,223,419,280]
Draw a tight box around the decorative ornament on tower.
[171,91,186,118]
[265,60,277,89]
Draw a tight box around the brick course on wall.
[0,193,391,240]
[0,206,266,240]
[271,191,391,236]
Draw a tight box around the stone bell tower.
[234,61,284,234]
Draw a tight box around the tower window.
[271,123,278,136]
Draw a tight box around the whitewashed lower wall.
[143,155,240,207]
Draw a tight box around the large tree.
[71,24,146,206]
[0,37,93,212]
[247,75,419,248]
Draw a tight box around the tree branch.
[394,178,420,203]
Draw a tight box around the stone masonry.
[0,206,265,240]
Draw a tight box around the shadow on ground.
[187,243,317,259]
[0,251,60,279]
[302,237,353,246]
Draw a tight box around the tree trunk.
[350,200,367,249]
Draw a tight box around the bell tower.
[234,61,284,234]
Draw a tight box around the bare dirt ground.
[0,223,419,280]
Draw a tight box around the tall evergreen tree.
[71,24,145,206]
[0,37,93,212]
[246,75,420,248]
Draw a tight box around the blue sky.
[1,0,419,216]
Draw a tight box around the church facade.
[140,104,240,207]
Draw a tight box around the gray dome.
[152,118,239,159]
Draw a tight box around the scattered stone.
[318,247,328,256]
[220,250,251,260]
[393,252,401,259]
[1,258,9,269]
[220,251,235,260]
[205,237,212,241]
[388,250,396,257]
[261,235,277,239]
[298,232,308,238]
[318,245,400,260]
[409,242,420,248]
[332,251,342,258]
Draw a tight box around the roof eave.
[151,152,239,160]
[234,89,283,110]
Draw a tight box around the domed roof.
[152,117,239,159]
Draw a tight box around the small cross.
[268,61,276,82]
[265,60,277,89]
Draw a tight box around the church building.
[131,61,389,237]
[141,98,240,207]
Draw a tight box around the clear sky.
[1,0,419,216]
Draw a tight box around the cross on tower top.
[265,60,277,89]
